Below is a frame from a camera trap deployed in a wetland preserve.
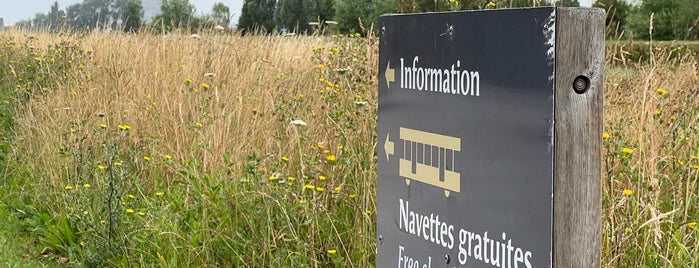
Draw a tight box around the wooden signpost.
[377,7,604,268]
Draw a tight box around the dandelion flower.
[688,222,697,227]
[126,208,135,214]
[34,57,41,62]
[319,175,327,181]
[305,184,315,190]
[691,155,698,160]
[143,156,151,161]
[128,194,135,199]
[98,165,106,171]
[323,150,331,154]
[288,176,295,182]
[164,155,172,160]
[114,161,122,167]
[317,143,324,150]
[338,145,344,150]
[326,155,336,162]
[602,133,610,140]
[100,124,107,129]
[334,186,341,192]
[654,110,661,116]
[319,77,325,82]
[349,194,357,199]
[118,125,131,131]
[622,189,633,196]
[282,156,289,162]
[656,88,666,95]
[269,175,277,181]
[65,185,73,190]
[138,212,145,216]
[84,183,91,189]
[693,164,699,170]
[202,83,210,90]
[327,249,337,255]
[625,227,633,233]
[316,187,325,192]
[366,209,372,214]
[195,122,203,128]
[488,1,496,7]
[155,191,163,196]
[318,64,324,69]
[622,148,634,155]
[678,160,685,165]
[185,78,193,84]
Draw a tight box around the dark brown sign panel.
[377,8,557,268]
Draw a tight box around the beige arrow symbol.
[384,132,394,162]
[385,61,395,88]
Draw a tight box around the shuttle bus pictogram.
[385,127,461,197]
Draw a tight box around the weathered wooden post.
[377,7,604,267]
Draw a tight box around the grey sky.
[0,0,244,26]
[0,0,595,27]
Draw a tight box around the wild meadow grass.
[0,28,698,267]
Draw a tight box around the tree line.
[16,0,231,33]
[15,0,699,40]
[238,0,699,40]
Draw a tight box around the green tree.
[275,0,334,33]
[118,0,144,32]
[151,0,197,32]
[593,0,630,37]
[238,0,276,33]
[211,2,231,27]
[335,0,396,32]
[625,0,699,40]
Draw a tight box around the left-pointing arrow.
[384,132,394,162]
[385,61,395,89]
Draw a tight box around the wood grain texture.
[553,8,605,268]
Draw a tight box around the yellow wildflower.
[319,175,327,181]
[622,148,634,155]
[656,88,666,95]
[602,133,610,140]
[334,186,341,192]
[316,187,325,192]
[327,249,337,255]
[126,208,135,214]
[84,184,91,188]
[625,227,633,233]
[317,143,324,149]
[202,83,210,90]
[323,149,331,154]
[155,191,163,196]
[623,189,633,196]
[138,212,145,216]
[65,185,73,190]
[143,156,151,161]
[98,165,106,171]
[688,222,697,227]
[670,116,676,121]
[349,194,357,199]
[678,160,685,165]
[319,77,325,82]
[693,164,699,170]
[305,184,315,190]
[185,78,193,84]
[164,155,172,160]
[288,176,296,182]
[366,209,372,214]
[269,175,277,181]
[114,161,122,167]
[318,64,324,69]
[488,1,496,7]
[195,122,203,128]
[691,155,698,160]
[654,110,661,116]
[100,124,107,129]
[34,57,41,62]
[282,156,289,162]
[128,194,135,199]
[338,145,344,150]
[326,155,336,162]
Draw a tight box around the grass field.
[0,29,698,267]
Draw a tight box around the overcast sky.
[0,0,594,27]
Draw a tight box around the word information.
[399,56,481,97]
